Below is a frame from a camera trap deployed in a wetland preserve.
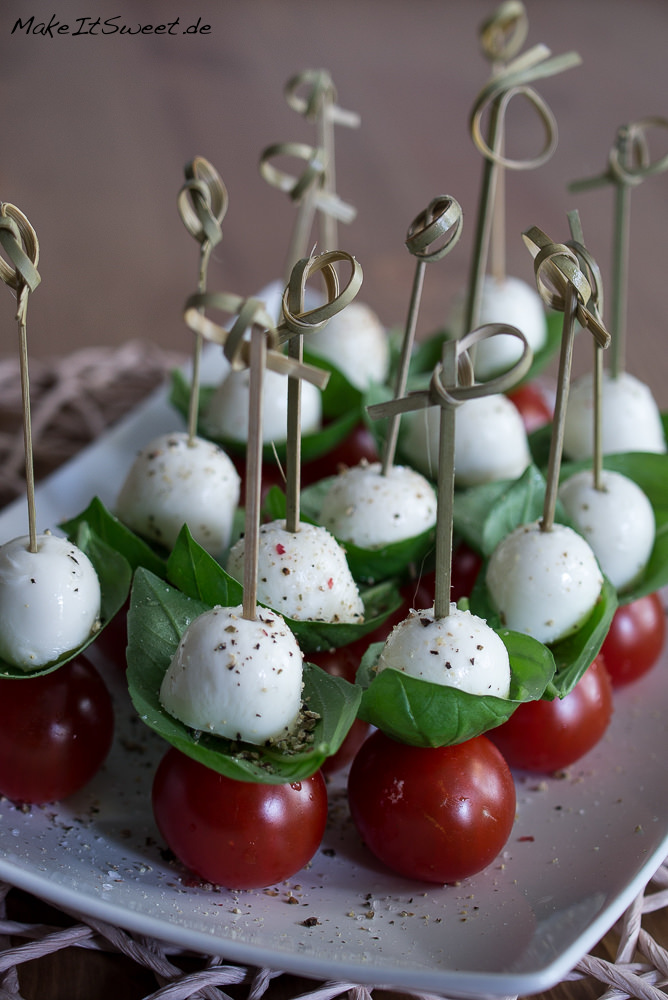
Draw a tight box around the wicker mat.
[0,343,666,1000]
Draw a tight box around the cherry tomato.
[507,382,553,433]
[301,423,380,487]
[347,730,516,884]
[0,658,114,805]
[488,657,613,773]
[152,747,328,889]
[599,593,666,687]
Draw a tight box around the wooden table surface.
[1,0,667,996]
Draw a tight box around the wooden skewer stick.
[284,69,360,253]
[381,196,463,475]
[0,204,41,552]
[278,250,363,533]
[464,45,580,339]
[182,290,331,621]
[243,325,267,621]
[177,156,228,443]
[368,323,532,619]
[566,209,609,492]
[478,1,529,283]
[569,117,668,379]
[259,141,356,289]
[522,225,610,533]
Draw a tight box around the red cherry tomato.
[600,593,666,687]
[347,730,516,884]
[488,657,613,773]
[507,382,553,433]
[301,423,380,487]
[152,747,328,889]
[0,658,114,804]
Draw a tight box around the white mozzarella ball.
[377,603,510,698]
[563,371,666,460]
[202,366,322,444]
[558,469,655,592]
[305,301,390,390]
[486,520,603,644]
[402,394,530,486]
[0,533,101,670]
[226,519,364,624]
[159,605,303,745]
[319,461,437,548]
[447,275,547,379]
[116,432,240,558]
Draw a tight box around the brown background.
[1,0,668,996]
[1,0,668,395]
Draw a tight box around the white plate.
[0,371,667,999]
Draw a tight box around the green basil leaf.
[620,509,668,604]
[0,523,132,679]
[166,524,404,653]
[453,465,554,556]
[547,577,618,696]
[61,496,168,578]
[125,568,361,783]
[356,626,555,747]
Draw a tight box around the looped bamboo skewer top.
[277,249,363,533]
[284,69,360,253]
[522,225,611,533]
[259,141,356,284]
[177,156,229,442]
[478,0,528,67]
[183,289,329,390]
[0,203,41,551]
[383,196,464,474]
[177,156,228,249]
[463,41,581,338]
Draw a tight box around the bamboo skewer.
[569,116,668,380]
[368,323,532,619]
[285,69,360,253]
[0,204,41,552]
[381,196,463,475]
[464,43,580,338]
[566,209,608,492]
[177,157,228,444]
[522,225,610,533]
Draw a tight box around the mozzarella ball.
[305,301,390,390]
[447,275,547,379]
[116,432,240,558]
[226,519,364,624]
[0,533,101,670]
[402,394,530,486]
[159,605,303,745]
[558,469,655,592]
[202,366,322,444]
[319,461,437,548]
[377,603,510,698]
[563,371,666,460]
[486,520,603,644]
